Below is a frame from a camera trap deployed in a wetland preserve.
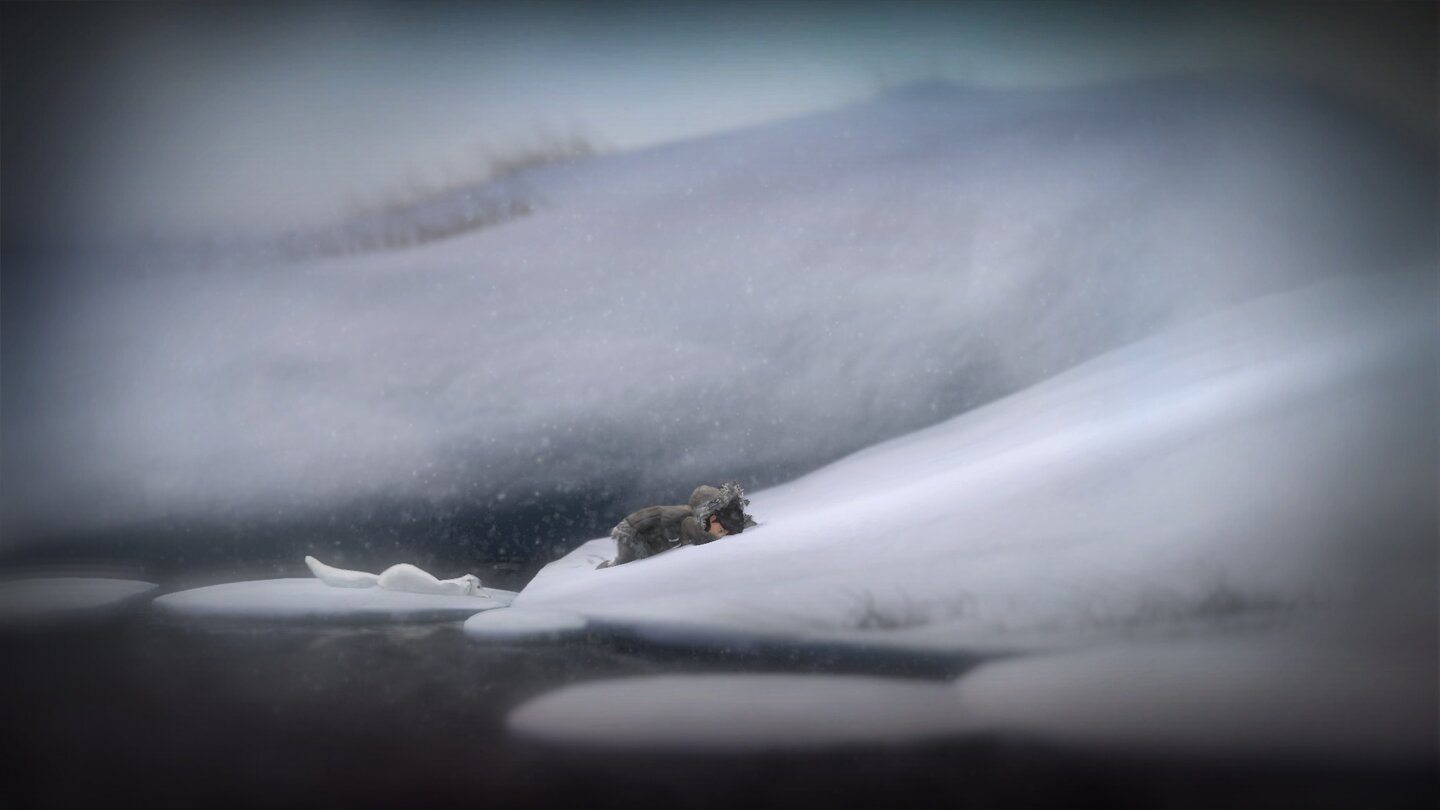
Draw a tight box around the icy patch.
[509,674,962,751]
[153,578,515,623]
[0,577,157,625]
[507,625,1434,763]
[954,628,1437,765]
[464,608,589,644]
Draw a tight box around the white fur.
[305,555,485,597]
[375,563,482,596]
[304,555,379,588]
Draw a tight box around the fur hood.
[688,481,756,531]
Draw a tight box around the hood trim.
[692,480,753,530]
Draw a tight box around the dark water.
[5,608,1434,810]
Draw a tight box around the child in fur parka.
[597,481,755,569]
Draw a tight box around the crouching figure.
[598,481,756,569]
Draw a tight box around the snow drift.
[517,270,1435,637]
[508,269,1435,759]
[3,79,1431,546]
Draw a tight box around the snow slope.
[517,270,1434,638]
[4,79,1430,542]
[507,269,1435,759]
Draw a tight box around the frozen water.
[153,578,516,623]
[464,608,590,644]
[509,673,962,751]
[952,622,1437,765]
[0,577,157,625]
[507,622,1433,762]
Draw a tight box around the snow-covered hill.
[510,268,1436,759]
[519,269,1434,634]
[3,79,1431,547]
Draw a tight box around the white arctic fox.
[304,555,486,597]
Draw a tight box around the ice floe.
[0,577,158,626]
[464,608,590,644]
[154,578,515,623]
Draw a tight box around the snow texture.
[508,270,1436,759]
[0,577,158,625]
[153,578,516,623]
[5,80,1430,539]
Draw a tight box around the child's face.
[707,516,729,537]
[715,503,746,535]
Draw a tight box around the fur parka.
[599,481,755,568]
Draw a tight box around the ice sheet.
[0,577,157,625]
[953,626,1437,764]
[463,608,590,643]
[508,624,1434,762]
[509,674,963,751]
[153,578,516,622]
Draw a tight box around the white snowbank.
[153,578,515,622]
[0,577,157,625]
[6,80,1427,538]
[518,271,1434,640]
[507,270,1435,760]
